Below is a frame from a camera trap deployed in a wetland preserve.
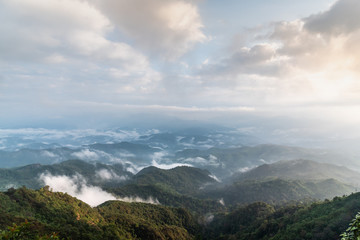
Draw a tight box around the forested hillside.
[1,187,360,240]
[0,187,199,240]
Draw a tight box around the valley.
[0,127,359,239]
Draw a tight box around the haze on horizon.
[1,0,360,142]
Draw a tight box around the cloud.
[39,172,159,206]
[95,169,127,181]
[237,167,252,173]
[71,149,99,161]
[182,155,222,168]
[0,0,161,107]
[150,151,193,169]
[0,0,111,61]
[41,150,57,158]
[195,0,360,111]
[124,162,146,175]
[0,128,142,150]
[39,172,116,207]
[305,0,360,35]
[208,174,221,182]
[151,159,192,170]
[92,0,206,59]
[116,196,159,205]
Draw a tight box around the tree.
[341,212,360,240]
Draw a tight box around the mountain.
[0,187,199,240]
[0,160,216,194]
[0,159,132,191]
[0,160,225,214]
[132,166,217,195]
[88,142,160,159]
[174,144,354,178]
[196,159,358,206]
[206,192,360,240]
[108,184,225,214]
[2,185,360,240]
[199,178,355,206]
[236,159,360,186]
[0,142,160,168]
[135,130,261,151]
[107,166,224,214]
[1,159,355,210]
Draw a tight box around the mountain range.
[1,127,360,239]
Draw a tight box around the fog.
[39,172,159,207]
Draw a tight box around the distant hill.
[175,144,354,178]
[0,159,132,190]
[0,160,224,214]
[107,166,224,214]
[197,159,358,206]
[133,166,217,195]
[1,159,355,210]
[199,178,355,206]
[134,130,261,151]
[236,159,360,186]
[0,141,160,168]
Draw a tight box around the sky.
[1,0,360,135]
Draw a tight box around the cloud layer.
[92,0,206,59]
[39,172,159,206]
[1,0,360,131]
[39,172,116,207]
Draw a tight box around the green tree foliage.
[341,212,360,240]
[132,166,216,195]
[0,187,199,240]
[0,220,59,240]
[206,193,360,240]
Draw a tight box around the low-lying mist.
[39,172,160,207]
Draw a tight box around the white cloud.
[117,196,160,205]
[39,172,160,206]
[305,0,360,35]
[182,155,221,167]
[0,0,161,103]
[92,0,206,59]
[71,149,99,161]
[208,174,221,182]
[0,128,143,150]
[195,0,360,112]
[237,167,252,173]
[151,160,192,170]
[41,150,57,158]
[39,172,116,207]
[95,169,127,181]
[150,151,193,169]
[124,162,146,175]
[0,0,112,61]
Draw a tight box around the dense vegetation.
[341,212,360,240]
[205,193,360,240]
[1,158,360,239]
[236,159,360,185]
[132,166,216,195]
[0,187,199,240]
[2,187,360,239]
[174,144,352,176]
[200,178,354,206]
[0,160,131,191]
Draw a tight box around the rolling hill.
[235,159,360,186]
[174,144,354,178]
